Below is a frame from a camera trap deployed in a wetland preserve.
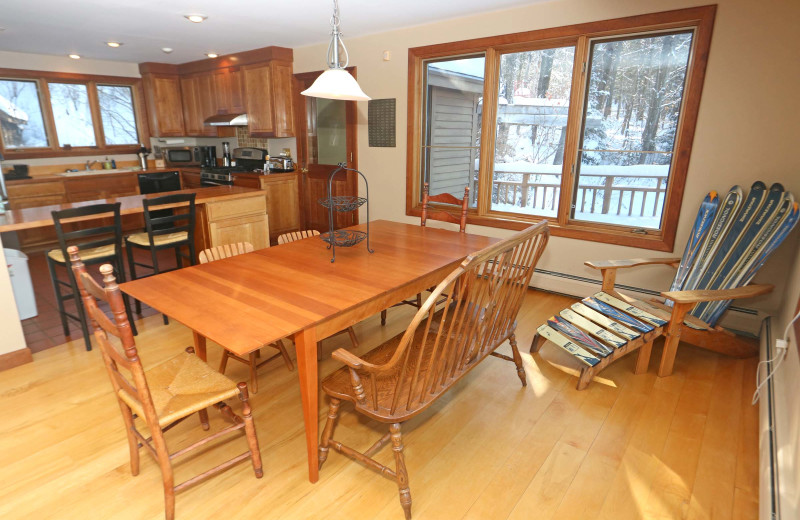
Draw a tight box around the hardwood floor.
[0,290,758,519]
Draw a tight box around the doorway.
[293,69,359,231]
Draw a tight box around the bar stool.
[125,193,197,324]
[48,202,136,350]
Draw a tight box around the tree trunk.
[639,36,672,163]
[537,49,555,97]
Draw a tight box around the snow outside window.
[0,79,49,149]
[97,85,139,146]
[49,83,96,147]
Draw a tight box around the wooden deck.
[0,290,758,519]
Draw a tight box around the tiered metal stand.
[318,163,374,262]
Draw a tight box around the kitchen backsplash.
[235,127,297,158]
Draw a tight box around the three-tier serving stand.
[318,163,374,262]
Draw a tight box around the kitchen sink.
[58,168,137,177]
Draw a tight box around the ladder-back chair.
[69,246,263,520]
[319,221,549,519]
[380,182,470,326]
[198,242,294,393]
[276,230,359,352]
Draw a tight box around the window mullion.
[558,35,589,226]
[38,80,60,151]
[476,47,500,217]
[87,82,106,149]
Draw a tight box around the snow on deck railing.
[488,163,668,222]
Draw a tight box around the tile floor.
[20,247,181,353]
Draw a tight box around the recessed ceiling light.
[106,41,123,48]
[69,54,81,60]
[184,14,207,23]
[161,47,174,54]
[205,53,218,58]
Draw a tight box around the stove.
[200,147,270,186]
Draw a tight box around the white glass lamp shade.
[301,69,370,101]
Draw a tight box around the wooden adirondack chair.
[531,257,773,390]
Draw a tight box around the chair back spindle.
[199,242,254,263]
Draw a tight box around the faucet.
[85,160,99,171]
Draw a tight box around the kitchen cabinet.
[233,173,300,243]
[141,73,185,137]
[180,74,217,137]
[180,169,203,189]
[198,195,270,250]
[242,61,295,138]
[214,68,245,114]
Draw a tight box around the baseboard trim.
[530,268,764,335]
[0,347,33,372]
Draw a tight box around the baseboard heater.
[530,268,762,335]
[760,317,781,519]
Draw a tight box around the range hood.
[204,113,248,126]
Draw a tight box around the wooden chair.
[48,202,137,350]
[126,193,197,325]
[69,246,262,520]
[276,230,359,352]
[380,183,470,326]
[318,222,549,519]
[198,242,294,393]
[530,258,773,389]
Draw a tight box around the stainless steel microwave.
[163,146,216,167]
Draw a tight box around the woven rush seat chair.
[198,242,294,393]
[69,246,263,520]
[318,221,549,519]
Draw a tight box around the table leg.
[294,327,319,483]
[193,331,207,362]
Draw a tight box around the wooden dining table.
[120,219,499,482]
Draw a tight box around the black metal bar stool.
[48,202,137,350]
[125,193,197,324]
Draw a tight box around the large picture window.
[0,69,146,158]
[407,7,716,251]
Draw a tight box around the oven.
[200,171,234,187]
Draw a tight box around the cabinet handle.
[300,167,309,173]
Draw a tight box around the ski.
[700,197,799,324]
[682,186,744,291]
[570,302,640,340]
[537,325,600,367]
[547,315,614,357]
[559,308,627,348]
[690,181,771,297]
[668,191,719,293]
[692,183,786,321]
[594,292,668,327]
[582,297,654,333]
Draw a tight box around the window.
[407,7,716,251]
[0,69,145,158]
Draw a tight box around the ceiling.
[0,0,542,64]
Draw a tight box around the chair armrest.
[585,257,682,270]
[662,284,774,305]
[331,348,364,369]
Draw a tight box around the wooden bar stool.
[198,242,294,393]
[126,193,197,324]
[48,202,136,350]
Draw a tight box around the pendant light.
[301,0,370,101]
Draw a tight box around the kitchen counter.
[5,167,195,184]
[0,186,264,232]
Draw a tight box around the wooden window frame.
[0,68,150,159]
[406,6,716,251]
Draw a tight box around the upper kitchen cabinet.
[214,67,245,115]
[140,71,185,137]
[243,61,294,138]
[180,73,217,137]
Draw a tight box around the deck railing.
[490,171,668,218]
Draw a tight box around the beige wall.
[0,50,140,77]
[293,0,800,317]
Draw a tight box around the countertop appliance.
[268,155,294,172]
[164,146,217,167]
[200,147,269,187]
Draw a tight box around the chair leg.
[126,242,142,315]
[529,333,545,354]
[65,262,92,351]
[47,257,71,336]
[219,350,230,374]
[237,383,264,478]
[346,327,359,349]
[381,309,387,326]
[319,398,340,470]
[118,402,140,476]
[635,339,654,374]
[248,352,259,394]
[508,334,527,387]
[390,423,412,520]
[150,246,169,325]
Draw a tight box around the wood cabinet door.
[243,64,275,135]
[208,214,270,250]
[261,174,300,240]
[271,62,295,137]
[196,73,217,136]
[180,76,202,136]
[228,68,245,114]
[181,170,203,189]
[144,74,185,136]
